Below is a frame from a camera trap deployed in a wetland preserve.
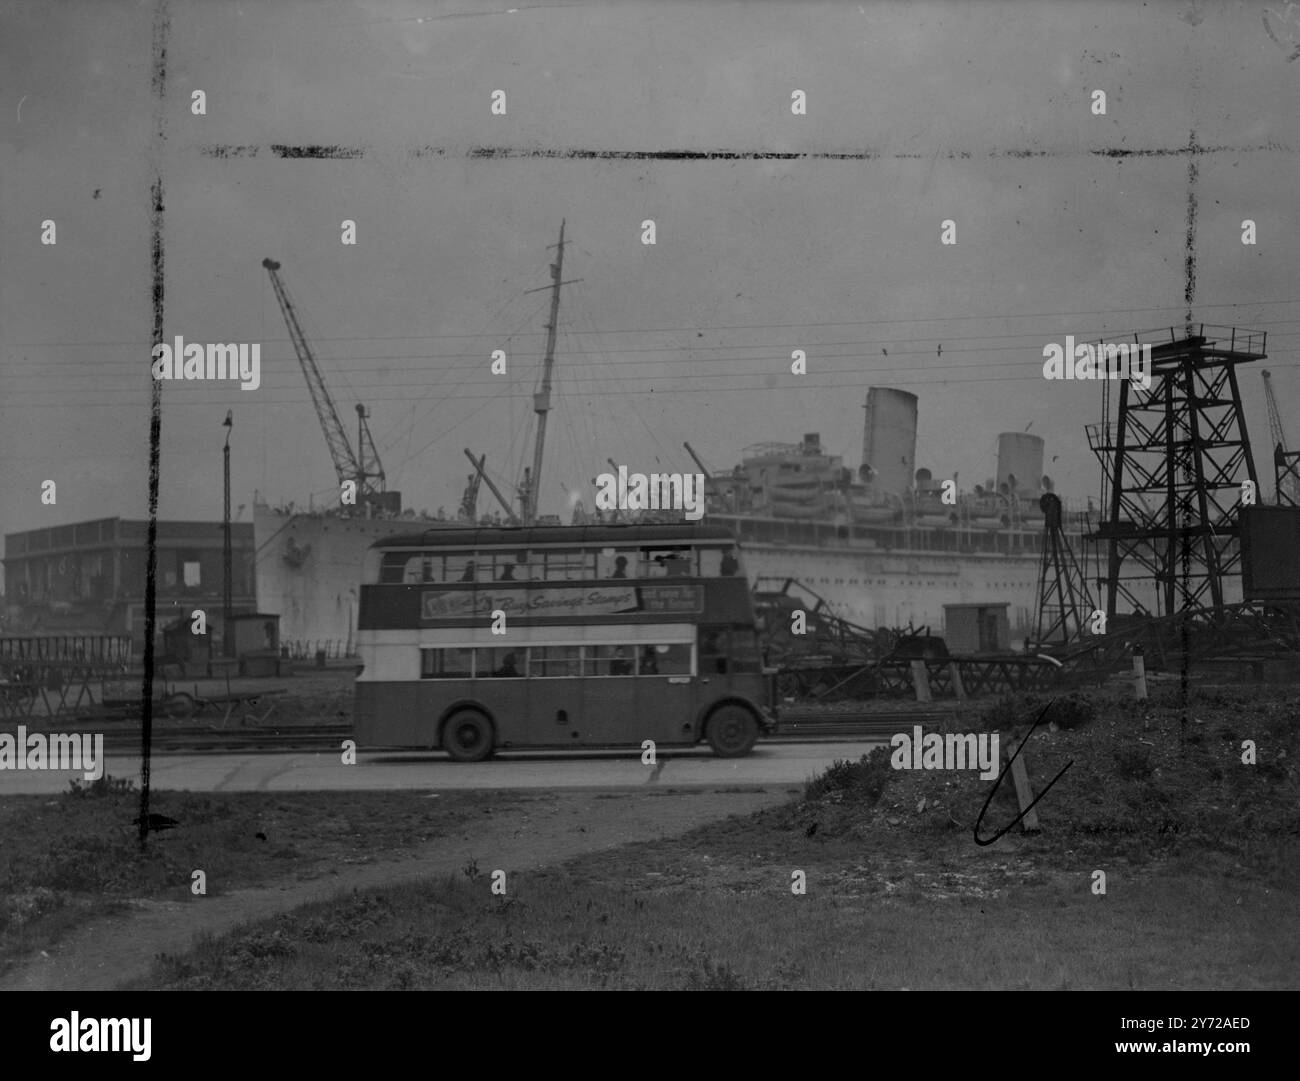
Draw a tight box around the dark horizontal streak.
[194,142,1295,161]
[272,144,366,159]
[467,147,885,160]
[198,144,366,159]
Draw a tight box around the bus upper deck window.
[597,549,637,579]
[494,551,529,582]
[543,550,590,581]
[380,553,412,584]
[642,547,694,578]
[698,548,738,577]
[451,553,491,582]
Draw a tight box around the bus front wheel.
[441,709,494,762]
[705,704,759,758]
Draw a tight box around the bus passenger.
[640,647,658,675]
[460,561,476,582]
[611,556,629,579]
[609,646,632,675]
[496,652,520,677]
[720,550,738,576]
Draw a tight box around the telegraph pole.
[223,410,233,657]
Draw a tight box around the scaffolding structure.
[1032,492,1096,647]
[1277,444,1300,509]
[1085,325,1266,618]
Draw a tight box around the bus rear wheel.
[705,704,759,758]
[441,709,494,762]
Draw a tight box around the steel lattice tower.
[1276,445,1300,509]
[1033,493,1095,647]
[1085,325,1266,619]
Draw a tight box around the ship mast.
[522,220,568,525]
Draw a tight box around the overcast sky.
[3,0,1299,545]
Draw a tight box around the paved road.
[0,740,887,794]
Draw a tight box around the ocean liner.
[252,226,1098,652]
[254,387,1095,651]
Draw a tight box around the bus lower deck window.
[531,645,581,677]
[420,647,472,679]
[587,644,634,676]
[699,628,729,673]
[474,647,522,677]
[642,643,691,675]
[729,629,763,672]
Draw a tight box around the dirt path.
[1,787,790,991]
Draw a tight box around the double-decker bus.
[355,523,777,760]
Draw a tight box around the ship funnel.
[862,387,918,498]
[996,433,1045,496]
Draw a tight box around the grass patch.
[127,685,1300,990]
[129,861,1299,990]
[0,781,524,977]
[779,685,1300,869]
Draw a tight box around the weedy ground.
[0,784,517,978]
[125,685,1299,990]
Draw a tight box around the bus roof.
[368,522,739,550]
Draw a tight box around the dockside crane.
[1262,370,1300,505]
[262,259,388,508]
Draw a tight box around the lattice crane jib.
[262,258,385,501]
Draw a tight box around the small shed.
[943,603,1010,654]
[160,614,211,677]
[227,612,282,676]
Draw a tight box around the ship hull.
[255,504,1068,648]
[739,541,1042,632]
[253,505,419,654]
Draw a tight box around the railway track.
[88,725,353,754]
[767,708,951,741]
[21,708,950,755]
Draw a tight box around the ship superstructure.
[706,388,1097,633]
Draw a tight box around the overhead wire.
[7,292,1300,350]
